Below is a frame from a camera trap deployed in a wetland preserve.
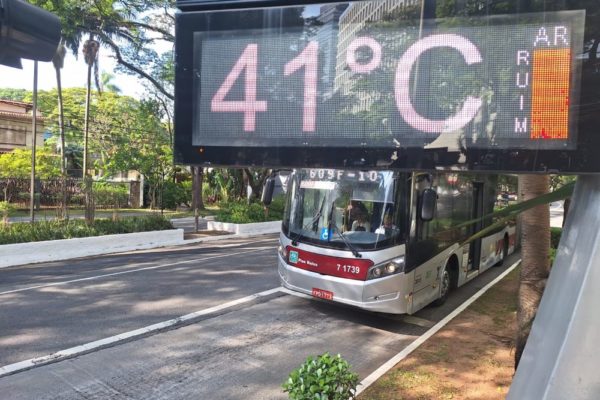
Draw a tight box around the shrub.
[550,227,562,249]
[0,215,173,245]
[161,181,190,210]
[283,353,359,400]
[93,182,129,209]
[216,197,286,224]
[0,201,16,224]
[268,194,286,220]
[216,201,264,223]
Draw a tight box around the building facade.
[0,100,45,154]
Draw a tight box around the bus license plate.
[312,288,334,300]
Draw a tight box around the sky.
[0,46,151,99]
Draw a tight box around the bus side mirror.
[261,176,276,206]
[420,188,437,222]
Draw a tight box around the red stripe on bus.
[286,246,374,281]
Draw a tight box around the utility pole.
[29,61,38,223]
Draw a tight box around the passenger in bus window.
[352,211,371,232]
[345,200,368,231]
[375,214,397,235]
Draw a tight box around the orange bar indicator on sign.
[531,48,571,139]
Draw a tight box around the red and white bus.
[277,169,516,314]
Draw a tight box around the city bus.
[276,169,516,314]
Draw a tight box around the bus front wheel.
[433,267,450,306]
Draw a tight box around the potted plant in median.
[282,352,359,400]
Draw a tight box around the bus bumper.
[278,254,412,314]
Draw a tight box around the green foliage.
[268,195,286,218]
[160,181,191,210]
[0,88,28,101]
[0,215,173,245]
[215,195,285,223]
[550,175,577,192]
[217,201,267,224]
[0,201,16,223]
[31,0,175,99]
[93,182,129,208]
[0,147,61,179]
[26,88,172,205]
[549,227,562,264]
[551,227,562,250]
[282,353,359,400]
[202,181,219,203]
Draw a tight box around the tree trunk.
[515,174,550,368]
[55,65,68,220]
[244,168,271,201]
[191,167,205,211]
[83,36,98,225]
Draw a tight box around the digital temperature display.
[192,11,583,150]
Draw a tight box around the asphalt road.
[0,234,520,399]
[0,235,278,366]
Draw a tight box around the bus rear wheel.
[495,235,509,267]
[433,267,450,306]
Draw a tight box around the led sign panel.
[193,14,583,150]
[175,1,599,172]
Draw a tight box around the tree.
[244,168,272,202]
[52,41,68,219]
[515,175,551,367]
[82,36,101,224]
[32,0,176,100]
[0,147,60,179]
[0,88,28,102]
[92,98,172,209]
[101,72,121,94]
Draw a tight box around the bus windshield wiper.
[327,205,362,258]
[291,196,327,246]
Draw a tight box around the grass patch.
[359,266,520,400]
[467,267,519,325]
[0,215,174,245]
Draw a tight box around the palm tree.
[52,40,68,219]
[101,72,121,94]
[515,174,551,367]
[82,36,101,224]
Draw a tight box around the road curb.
[0,225,279,269]
[0,229,185,269]
[182,230,279,244]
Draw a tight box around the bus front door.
[469,182,485,271]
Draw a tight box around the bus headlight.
[278,244,289,261]
[367,257,405,280]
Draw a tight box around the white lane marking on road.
[0,247,276,296]
[356,259,521,396]
[0,287,283,378]
[176,237,277,249]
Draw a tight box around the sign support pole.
[508,175,600,399]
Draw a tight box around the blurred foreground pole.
[508,175,600,399]
[192,166,200,232]
[29,61,38,223]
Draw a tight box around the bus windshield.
[283,169,403,250]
